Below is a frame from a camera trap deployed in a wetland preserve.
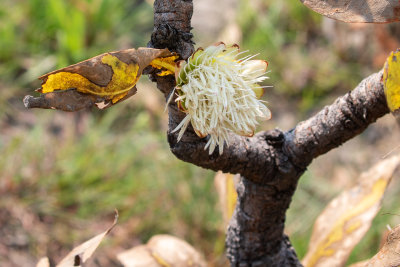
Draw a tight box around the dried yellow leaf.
[214,171,239,227]
[305,179,388,267]
[383,50,400,112]
[149,55,178,76]
[26,48,175,111]
[151,252,171,267]
[226,174,238,220]
[41,54,139,103]
[302,155,400,267]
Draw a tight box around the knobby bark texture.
[147,1,390,266]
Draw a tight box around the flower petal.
[241,60,268,79]
[251,84,265,99]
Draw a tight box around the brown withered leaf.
[363,224,400,267]
[23,88,137,112]
[56,211,118,267]
[24,48,175,111]
[117,234,206,267]
[300,0,400,23]
[302,155,400,267]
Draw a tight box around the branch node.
[265,129,285,147]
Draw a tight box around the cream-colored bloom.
[172,42,271,155]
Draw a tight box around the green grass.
[0,98,224,259]
[238,0,367,113]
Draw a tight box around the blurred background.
[1,0,400,266]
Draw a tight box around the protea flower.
[172,42,271,155]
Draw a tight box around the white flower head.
[172,42,271,155]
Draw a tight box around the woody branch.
[147,0,390,266]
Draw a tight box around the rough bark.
[147,0,390,266]
[284,71,388,169]
[148,0,194,60]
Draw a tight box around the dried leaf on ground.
[348,260,369,267]
[302,155,400,267]
[383,49,400,126]
[24,48,175,111]
[36,257,50,267]
[56,211,118,267]
[300,0,400,23]
[117,234,206,267]
[117,245,161,267]
[362,224,400,267]
[214,171,239,226]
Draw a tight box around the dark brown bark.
[284,71,388,169]
[148,0,194,60]
[148,1,390,266]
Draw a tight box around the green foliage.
[238,0,365,113]
[0,99,222,257]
